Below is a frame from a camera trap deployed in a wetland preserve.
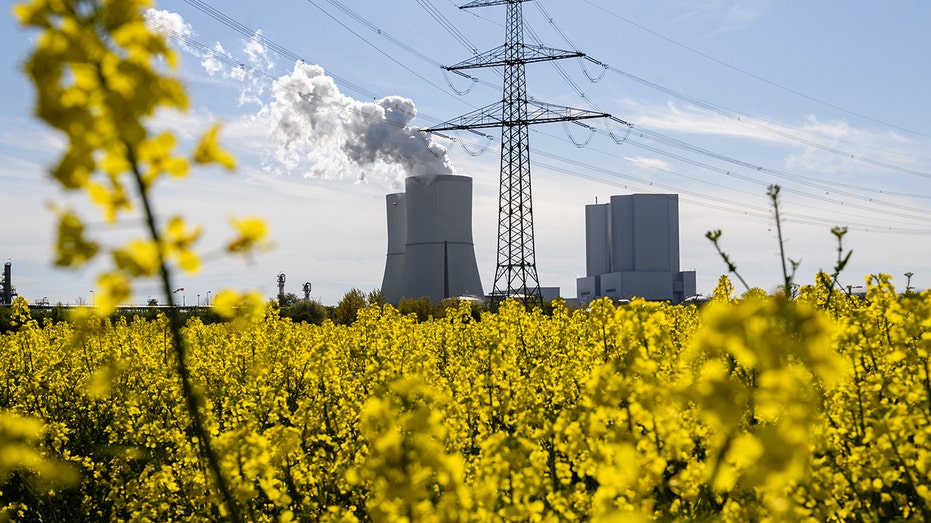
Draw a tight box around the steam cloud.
[145,8,456,187]
[265,62,455,184]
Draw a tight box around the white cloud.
[146,8,260,97]
[235,32,275,107]
[620,100,931,183]
[624,156,674,172]
[783,116,925,177]
[0,118,64,157]
[627,101,786,143]
[201,42,231,77]
[671,0,770,35]
[144,9,193,48]
[230,64,247,81]
[244,31,275,72]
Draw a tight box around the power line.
[181,0,379,100]
[178,0,931,191]
[526,128,931,227]
[303,0,493,100]
[589,59,931,181]
[479,3,931,196]
[416,0,480,55]
[579,0,931,139]
[627,128,931,218]
[159,1,931,235]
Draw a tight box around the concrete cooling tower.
[381,175,484,304]
[381,192,407,302]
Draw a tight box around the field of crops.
[0,274,929,521]
[10,0,931,520]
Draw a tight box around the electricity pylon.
[427,0,613,306]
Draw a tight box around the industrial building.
[381,175,484,304]
[1,260,15,305]
[577,194,696,304]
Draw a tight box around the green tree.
[281,299,328,325]
[367,288,386,307]
[278,292,300,307]
[398,296,435,322]
[335,288,367,325]
[0,306,12,333]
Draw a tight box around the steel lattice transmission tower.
[427,0,614,305]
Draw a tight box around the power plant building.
[1,260,15,306]
[382,175,484,304]
[577,194,696,304]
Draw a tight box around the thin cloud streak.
[624,156,674,172]
[670,0,770,35]
[622,100,929,179]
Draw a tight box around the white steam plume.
[264,62,455,185]
[145,8,455,185]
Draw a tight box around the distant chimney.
[1,260,13,305]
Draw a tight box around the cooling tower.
[381,175,484,304]
[381,191,407,302]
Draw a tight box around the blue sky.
[2,0,930,306]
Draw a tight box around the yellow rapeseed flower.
[95,271,132,315]
[194,124,236,170]
[226,216,269,254]
[52,209,99,267]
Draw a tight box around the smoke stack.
[1,260,13,306]
[382,175,483,304]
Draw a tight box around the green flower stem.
[126,143,244,523]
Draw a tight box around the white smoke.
[264,61,455,185]
[145,8,455,186]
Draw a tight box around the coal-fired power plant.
[382,175,484,304]
[577,194,696,304]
